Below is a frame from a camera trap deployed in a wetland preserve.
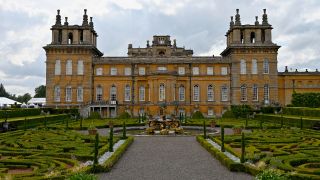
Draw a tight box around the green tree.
[0,83,9,97]
[34,85,46,98]
[16,93,32,103]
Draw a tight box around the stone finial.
[316,69,318,72]
[295,69,298,72]
[230,16,234,28]
[55,9,61,25]
[255,16,259,25]
[89,17,94,27]
[128,44,132,49]
[262,9,269,25]
[305,69,308,72]
[173,39,177,48]
[82,9,88,26]
[285,66,288,72]
[235,9,241,25]
[146,40,150,48]
[64,17,68,26]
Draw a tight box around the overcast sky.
[0,0,319,96]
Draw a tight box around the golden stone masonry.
[43,9,320,118]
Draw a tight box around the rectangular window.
[139,86,145,101]
[54,86,60,102]
[77,86,83,102]
[66,60,72,75]
[179,86,185,101]
[263,59,269,74]
[159,84,165,101]
[77,60,84,75]
[208,109,214,116]
[55,60,61,75]
[193,67,199,75]
[240,85,247,101]
[157,66,167,71]
[178,67,185,75]
[240,60,246,74]
[193,85,200,101]
[110,67,117,75]
[221,86,228,101]
[124,85,131,101]
[96,68,103,76]
[96,87,103,101]
[207,67,214,75]
[207,85,214,101]
[139,67,145,75]
[124,67,131,76]
[252,85,258,101]
[264,84,269,104]
[66,86,72,102]
[252,59,258,74]
[221,67,228,75]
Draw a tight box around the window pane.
[240,59,246,74]
[139,86,145,101]
[125,85,131,101]
[221,67,228,75]
[207,85,214,101]
[139,67,145,75]
[207,67,213,75]
[193,67,199,75]
[178,67,185,75]
[263,59,269,74]
[77,86,83,102]
[77,60,84,75]
[179,86,185,101]
[111,67,117,75]
[66,60,72,75]
[159,84,165,101]
[240,85,247,101]
[66,86,72,102]
[54,86,60,102]
[125,67,131,75]
[252,59,257,74]
[193,85,199,101]
[96,68,103,75]
[221,86,228,101]
[252,84,258,101]
[55,60,61,75]
[96,87,102,101]
[110,86,117,101]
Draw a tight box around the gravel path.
[97,136,252,180]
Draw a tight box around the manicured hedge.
[196,135,260,175]
[42,108,79,115]
[0,109,41,119]
[255,114,320,129]
[291,92,320,108]
[283,107,320,117]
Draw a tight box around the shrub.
[261,106,281,114]
[283,107,320,117]
[291,92,320,108]
[0,109,41,118]
[118,112,131,119]
[89,112,101,119]
[67,173,97,180]
[222,110,235,118]
[231,105,252,118]
[192,111,204,119]
[255,169,287,180]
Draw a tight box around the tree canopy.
[34,85,46,98]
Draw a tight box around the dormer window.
[159,37,165,44]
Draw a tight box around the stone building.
[44,9,320,118]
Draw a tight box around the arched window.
[179,85,185,101]
[240,84,247,101]
[55,60,61,75]
[252,84,258,101]
[96,86,102,101]
[193,85,200,101]
[263,59,269,74]
[264,84,269,104]
[66,60,72,75]
[77,86,83,102]
[65,86,72,102]
[221,86,228,101]
[54,86,60,102]
[110,85,117,101]
[68,32,73,44]
[159,84,165,101]
[240,59,246,74]
[77,60,84,75]
[207,85,214,101]
[124,85,131,101]
[250,32,256,43]
[139,86,145,101]
[252,59,258,74]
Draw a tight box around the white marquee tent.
[0,97,21,108]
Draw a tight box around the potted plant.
[88,120,97,135]
[210,120,216,128]
[232,125,242,135]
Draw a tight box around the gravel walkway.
[98,136,252,180]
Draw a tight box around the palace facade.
[44,9,320,118]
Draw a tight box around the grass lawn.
[1,114,67,122]
[0,128,118,179]
[211,128,320,179]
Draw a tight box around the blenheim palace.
[44,9,320,118]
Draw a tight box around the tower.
[221,9,280,107]
[44,9,103,108]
